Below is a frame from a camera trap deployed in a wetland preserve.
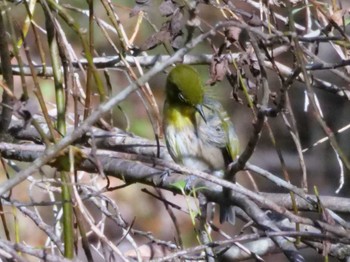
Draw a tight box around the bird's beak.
[195,105,207,123]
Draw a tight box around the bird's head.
[166,65,204,106]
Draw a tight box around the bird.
[163,64,239,223]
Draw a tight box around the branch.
[0,25,219,196]
[1,141,350,225]
[3,53,350,100]
[0,238,70,262]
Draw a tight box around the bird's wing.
[198,97,239,163]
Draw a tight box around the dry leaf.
[171,33,184,50]
[170,8,184,36]
[247,14,263,26]
[130,0,151,17]
[13,96,39,127]
[225,26,241,43]
[140,27,171,51]
[330,9,349,26]
[159,0,176,17]
[207,55,228,85]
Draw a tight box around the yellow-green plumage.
[163,64,239,223]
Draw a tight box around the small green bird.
[163,64,239,223]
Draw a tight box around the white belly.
[164,122,225,172]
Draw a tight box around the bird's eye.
[178,93,186,102]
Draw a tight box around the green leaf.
[171,180,187,191]
[345,18,350,26]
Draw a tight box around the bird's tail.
[219,204,235,224]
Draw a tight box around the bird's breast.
[164,104,196,129]
[163,104,225,171]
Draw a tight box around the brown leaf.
[246,46,260,77]
[207,55,228,85]
[140,27,171,51]
[227,72,243,104]
[225,26,241,43]
[171,33,184,50]
[187,7,201,28]
[159,0,176,17]
[13,96,39,127]
[130,0,151,17]
[246,14,263,26]
[170,8,184,36]
[130,5,143,17]
[225,27,249,49]
[330,9,349,26]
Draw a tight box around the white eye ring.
[178,93,186,102]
